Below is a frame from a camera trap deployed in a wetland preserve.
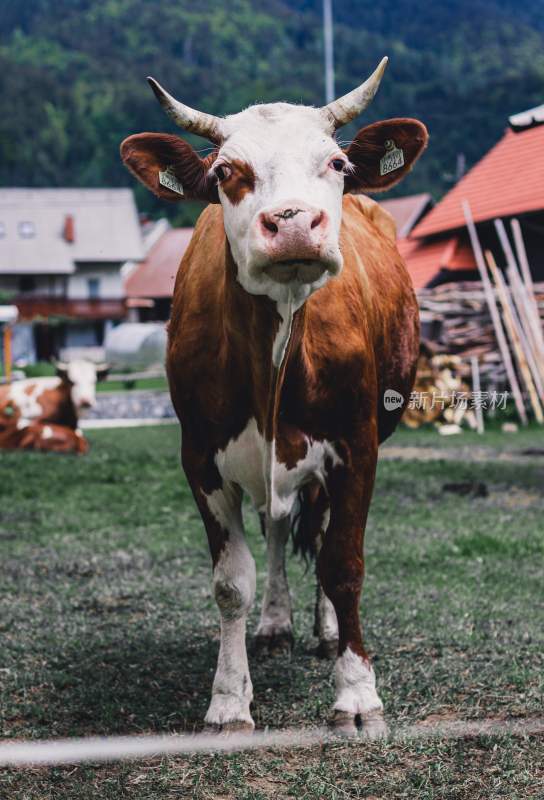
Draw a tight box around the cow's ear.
[120,133,219,203]
[95,363,110,382]
[55,362,69,381]
[344,118,428,194]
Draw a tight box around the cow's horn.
[321,57,388,130]
[147,77,224,144]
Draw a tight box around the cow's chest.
[214,417,342,520]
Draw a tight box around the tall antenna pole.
[323,0,335,104]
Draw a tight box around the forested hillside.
[1,0,543,223]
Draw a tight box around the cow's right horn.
[147,77,224,144]
[321,57,388,130]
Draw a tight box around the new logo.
[384,389,404,411]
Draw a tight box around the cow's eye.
[214,163,232,182]
[330,158,346,173]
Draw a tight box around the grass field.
[0,424,543,798]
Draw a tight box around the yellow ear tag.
[379,139,405,176]
[159,167,184,196]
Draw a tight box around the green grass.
[5,362,169,392]
[0,426,543,798]
[96,376,168,393]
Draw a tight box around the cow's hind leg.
[186,465,256,732]
[255,516,293,656]
[314,526,339,659]
[318,453,386,738]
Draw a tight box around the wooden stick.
[486,251,543,423]
[486,241,544,401]
[462,201,527,425]
[470,356,485,433]
[510,218,544,351]
[3,325,12,383]
[494,219,544,388]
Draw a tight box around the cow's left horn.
[147,77,224,144]
[321,57,388,130]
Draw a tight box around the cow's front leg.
[255,516,293,655]
[318,454,386,738]
[190,474,256,732]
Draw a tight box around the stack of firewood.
[417,281,544,388]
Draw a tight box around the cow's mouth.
[263,259,328,285]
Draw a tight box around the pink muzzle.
[255,202,332,283]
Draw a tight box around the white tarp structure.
[0,305,18,324]
[105,323,166,371]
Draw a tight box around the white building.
[0,188,144,362]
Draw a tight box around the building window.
[87,277,100,299]
[18,221,35,239]
[0,222,5,238]
[19,276,37,293]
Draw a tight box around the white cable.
[1,717,542,767]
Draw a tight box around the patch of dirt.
[495,488,542,508]
[380,445,544,464]
[442,481,488,497]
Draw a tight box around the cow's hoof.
[330,710,358,737]
[203,720,254,736]
[360,711,388,740]
[316,639,338,660]
[254,630,294,657]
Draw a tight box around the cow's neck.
[224,243,305,442]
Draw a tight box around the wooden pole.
[486,251,543,423]
[462,200,528,425]
[510,218,544,351]
[494,218,544,388]
[470,356,485,434]
[3,324,12,383]
[486,237,544,402]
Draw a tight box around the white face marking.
[65,360,99,409]
[8,378,60,421]
[203,484,256,729]
[213,417,343,521]
[216,104,347,306]
[334,646,383,716]
[41,425,54,440]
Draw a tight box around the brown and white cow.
[0,360,108,432]
[0,418,89,454]
[121,58,427,736]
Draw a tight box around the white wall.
[67,263,124,300]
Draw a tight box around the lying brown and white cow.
[122,57,427,735]
[0,418,89,454]
[0,360,108,432]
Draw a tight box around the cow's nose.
[259,203,328,241]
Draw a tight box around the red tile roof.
[398,233,477,289]
[125,227,193,298]
[412,124,544,238]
